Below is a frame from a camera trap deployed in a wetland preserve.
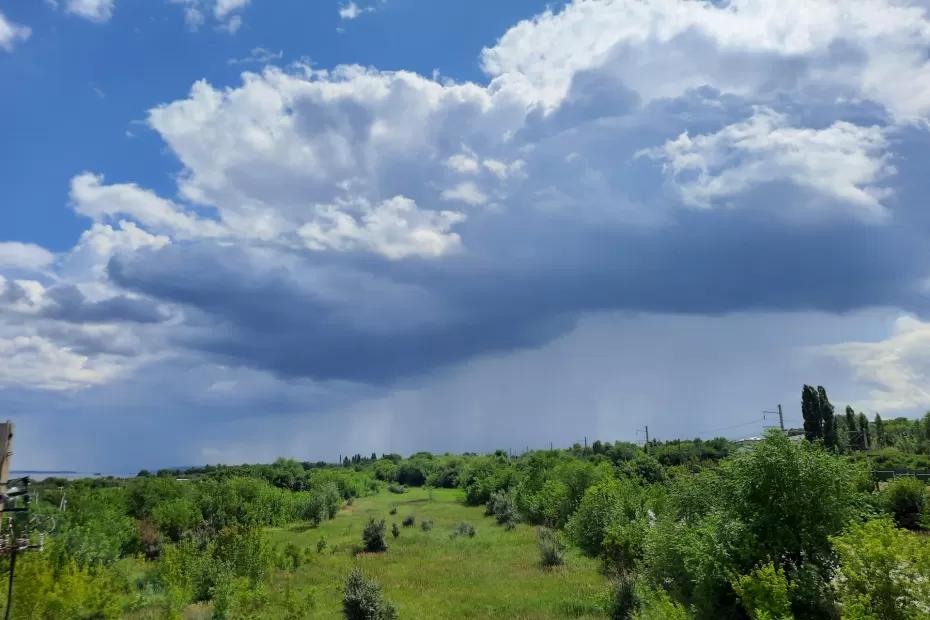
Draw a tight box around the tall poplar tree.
[802,385,822,441]
[818,386,837,449]
[858,413,871,450]
[845,406,859,451]
[874,413,885,449]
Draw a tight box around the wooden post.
[0,422,13,514]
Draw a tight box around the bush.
[282,542,303,570]
[731,562,794,620]
[420,519,433,532]
[317,537,328,553]
[601,518,648,575]
[567,478,646,557]
[632,586,689,620]
[362,518,387,553]
[831,517,930,620]
[883,476,927,530]
[622,453,666,484]
[452,522,476,538]
[389,506,397,515]
[609,572,638,619]
[387,484,407,494]
[486,489,518,527]
[391,523,400,539]
[402,515,415,527]
[303,482,343,525]
[342,568,398,620]
[537,527,565,567]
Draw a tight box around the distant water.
[10,470,126,481]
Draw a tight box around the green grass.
[265,487,610,618]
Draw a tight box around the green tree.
[818,386,837,449]
[802,385,822,441]
[858,413,871,450]
[845,406,859,451]
[720,429,858,566]
[874,413,886,449]
[362,518,387,552]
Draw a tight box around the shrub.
[342,568,398,620]
[537,527,565,568]
[632,586,689,620]
[883,476,927,530]
[486,489,518,526]
[601,518,648,575]
[282,542,303,570]
[731,562,794,620]
[402,515,415,527]
[362,518,387,553]
[622,453,666,484]
[387,484,407,494]
[317,537,328,553]
[609,572,638,619]
[304,482,343,525]
[391,523,400,539]
[420,519,433,532]
[452,522,476,538]
[567,477,646,557]
[389,506,397,515]
[831,517,930,620]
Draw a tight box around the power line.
[690,418,763,437]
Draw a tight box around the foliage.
[402,514,415,527]
[622,453,666,484]
[830,518,930,620]
[883,476,927,530]
[566,477,646,557]
[719,429,859,565]
[453,522,476,538]
[391,523,400,539]
[608,572,638,619]
[420,519,433,531]
[631,586,690,620]
[486,488,518,526]
[731,562,794,620]
[342,568,398,620]
[362,518,388,552]
[537,527,565,567]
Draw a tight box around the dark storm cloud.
[105,189,930,385]
[41,284,166,324]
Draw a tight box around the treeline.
[801,384,930,469]
[3,467,378,618]
[4,388,930,618]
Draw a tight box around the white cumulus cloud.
[0,10,30,52]
[65,0,115,22]
[643,108,894,220]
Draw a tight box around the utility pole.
[638,425,649,452]
[763,405,786,433]
[0,422,12,513]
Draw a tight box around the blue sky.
[2,0,930,471]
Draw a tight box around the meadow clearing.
[265,487,608,619]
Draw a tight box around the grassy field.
[265,487,610,618]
